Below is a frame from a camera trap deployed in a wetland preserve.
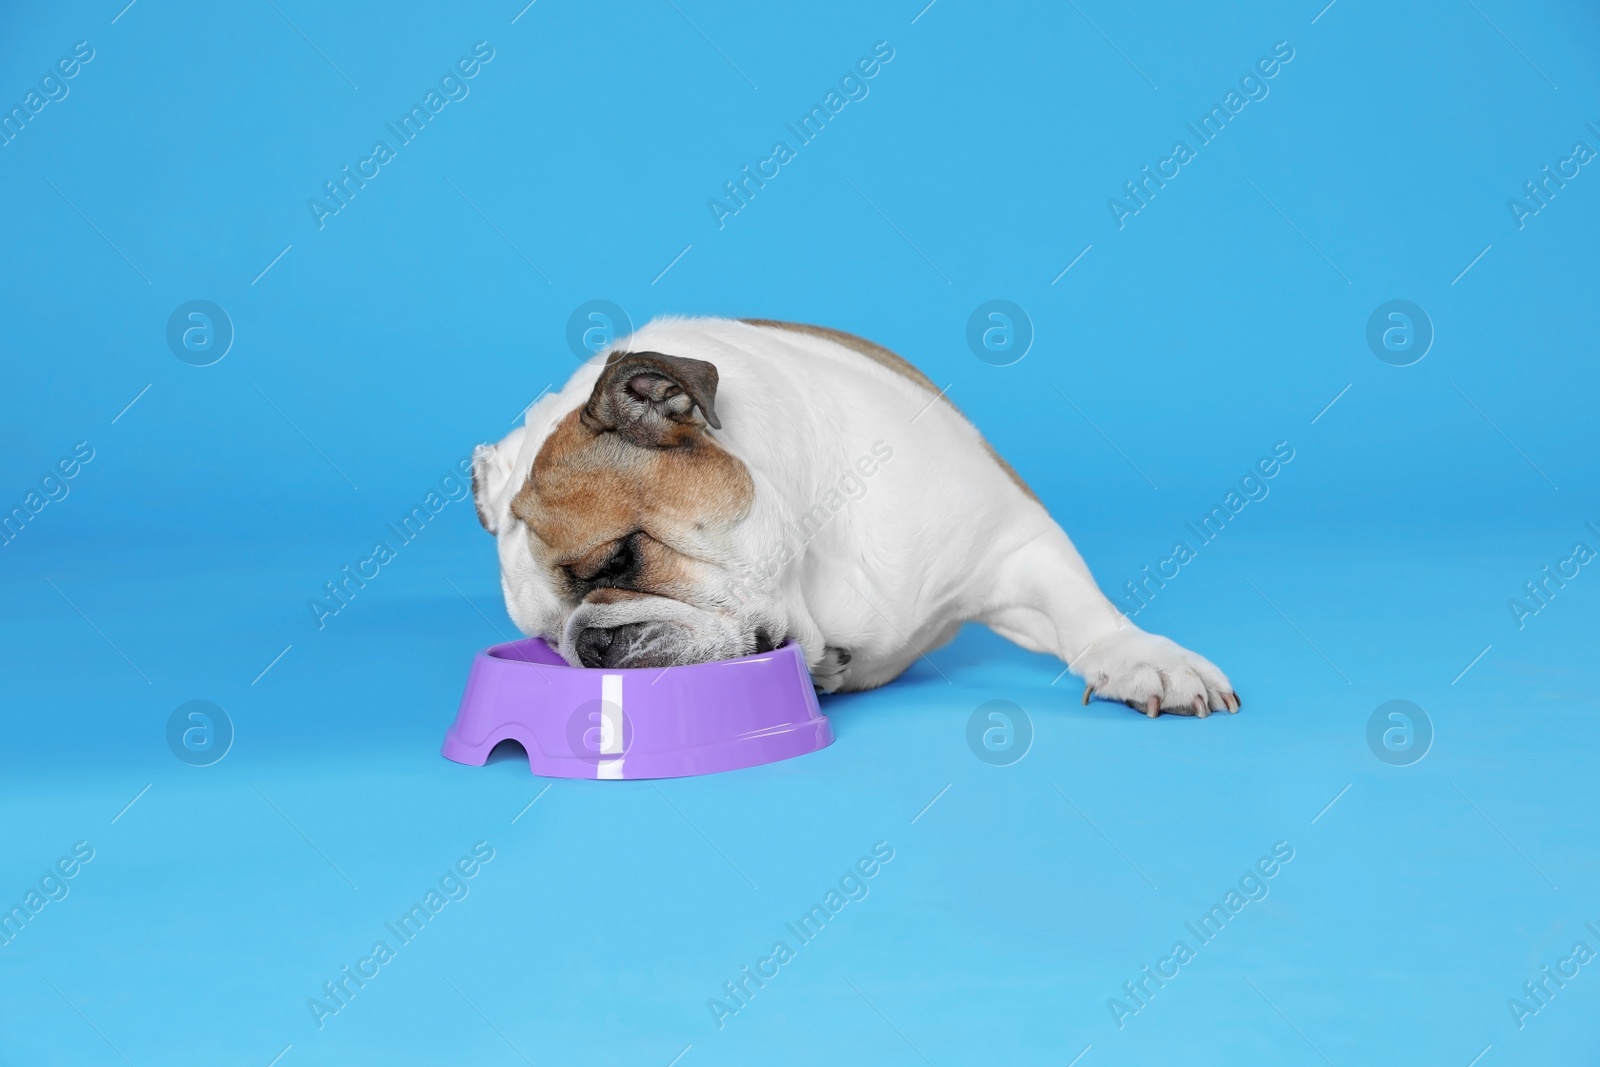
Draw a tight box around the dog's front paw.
[1078,629,1239,718]
[810,646,852,693]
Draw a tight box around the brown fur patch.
[511,407,755,600]
[741,318,1039,503]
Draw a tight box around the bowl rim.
[482,636,807,675]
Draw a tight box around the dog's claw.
[1082,684,1094,706]
[1193,697,1208,718]
[1225,692,1241,713]
[1145,696,1160,718]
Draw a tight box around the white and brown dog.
[471,317,1238,717]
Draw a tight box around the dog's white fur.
[474,317,1235,714]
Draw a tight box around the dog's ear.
[471,426,528,535]
[580,350,721,448]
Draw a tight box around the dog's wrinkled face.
[476,351,781,669]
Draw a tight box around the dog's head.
[473,350,784,669]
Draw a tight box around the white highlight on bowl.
[598,673,625,779]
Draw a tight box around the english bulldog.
[470,317,1238,717]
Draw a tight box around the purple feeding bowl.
[441,637,834,779]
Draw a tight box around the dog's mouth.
[568,621,783,669]
[572,622,675,669]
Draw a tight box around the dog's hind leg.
[974,520,1238,717]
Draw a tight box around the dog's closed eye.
[563,533,641,589]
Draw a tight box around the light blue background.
[3,0,1598,1063]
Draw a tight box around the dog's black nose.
[575,627,614,668]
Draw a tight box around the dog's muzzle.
[560,591,779,669]
[570,621,780,669]
[573,621,689,669]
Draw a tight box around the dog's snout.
[575,626,614,668]
[568,620,692,669]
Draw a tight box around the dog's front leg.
[978,522,1239,717]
